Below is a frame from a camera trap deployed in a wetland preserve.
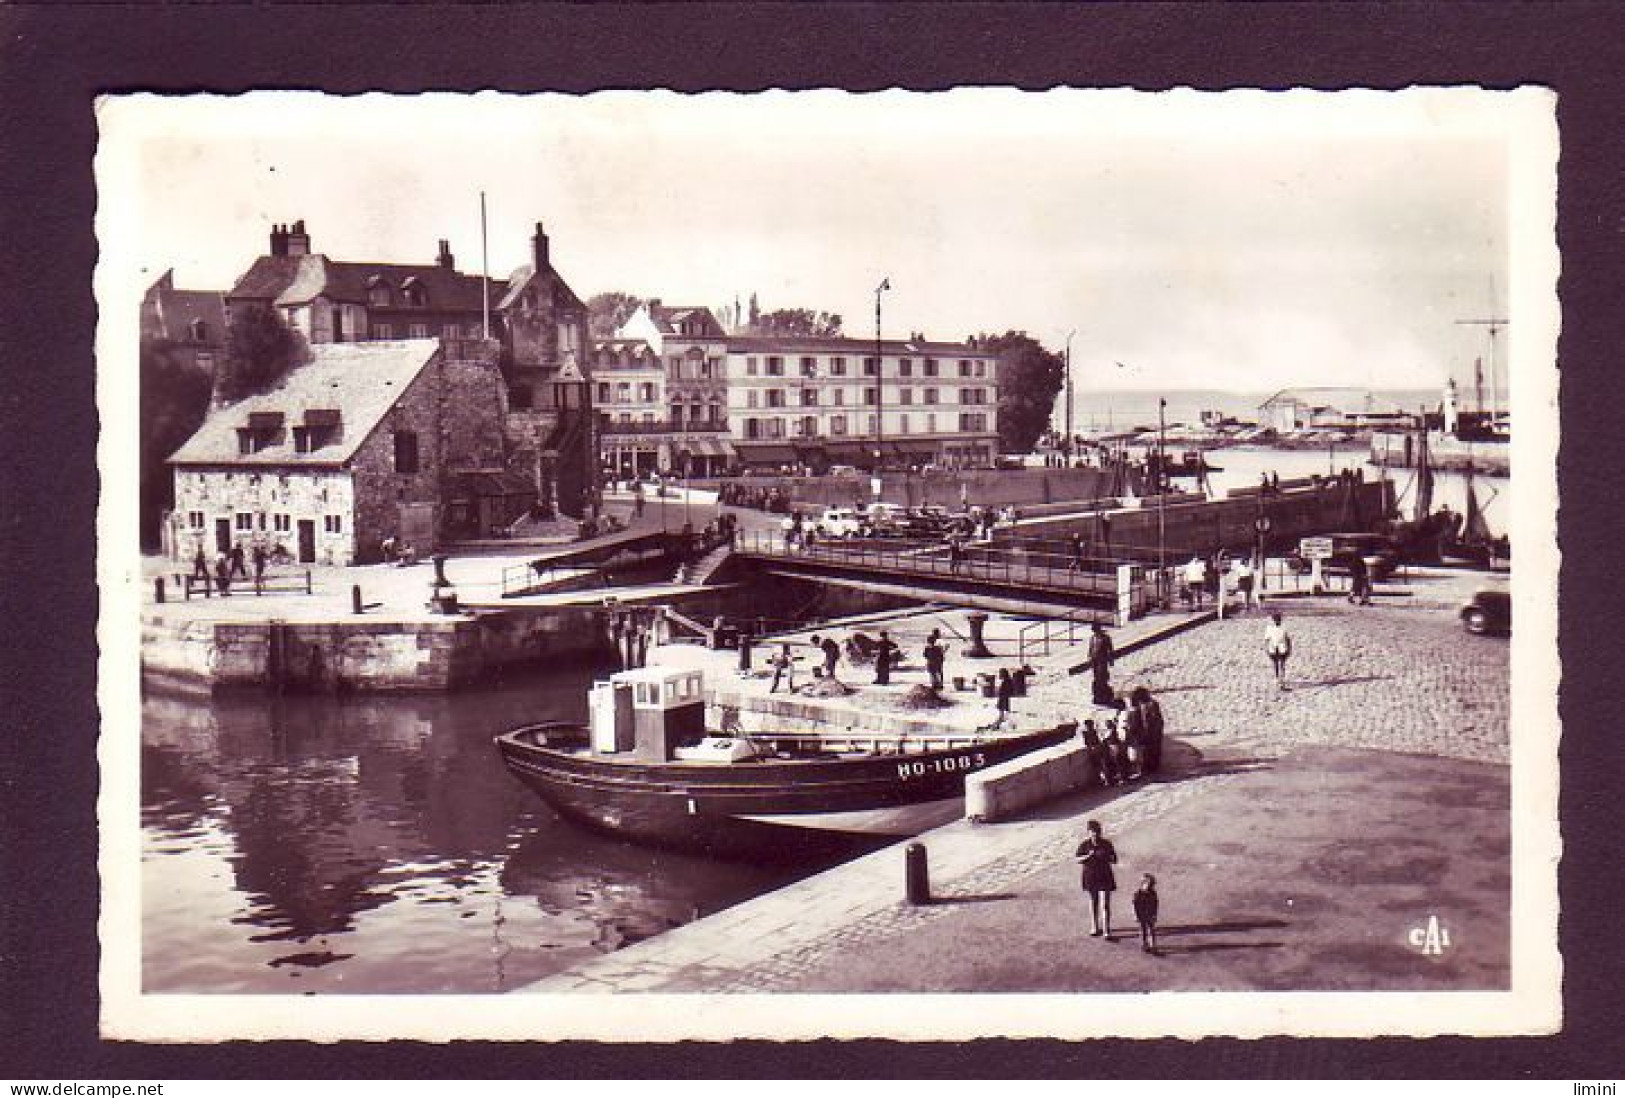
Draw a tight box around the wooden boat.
[495,666,1074,859]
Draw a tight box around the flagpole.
[480,191,490,340]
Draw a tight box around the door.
[297,519,317,563]
[215,518,231,554]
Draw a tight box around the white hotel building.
[601,305,1001,474]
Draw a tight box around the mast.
[480,191,491,340]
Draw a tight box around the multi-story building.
[220,219,595,516]
[605,302,733,478]
[168,339,528,566]
[723,334,999,471]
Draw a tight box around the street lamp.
[1063,330,1075,464]
[1157,395,1167,607]
[874,277,890,476]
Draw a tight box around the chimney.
[532,221,549,273]
[437,239,454,270]
[269,223,288,257]
[287,219,311,257]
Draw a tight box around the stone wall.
[172,467,356,566]
[140,605,612,693]
[964,739,1098,822]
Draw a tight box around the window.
[959,413,988,432]
[830,357,846,376]
[642,412,655,424]
[195,351,215,372]
[959,360,973,377]
[833,390,845,407]
[510,384,533,410]
[403,282,426,307]
[639,383,656,402]
[831,415,847,436]
[670,403,684,426]
[235,512,253,532]
[394,430,420,474]
[863,357,879,376]
[188,511,204,529]
[324,515,343,534]
[767,418,785,439]
[868,414,879,434]
[373,323,394,339]
[925,388,940,405]
[900,389,914,406]
[189,319,209,341]
[747,390,760,409]
[704,357,720,378]
[800,416,818,437]
[801,389,818,407]
[258,513,267,530]
[443,323,460,339]
[273,514,290,533]
[616,382,630,403]
[597,382,611,403]
[367,281,391,306]
[975,362,988,378]
[800,356,817,376]
[898,414,911,435]
[766,356,785,376]
[767,389,786,408]
[864,388,878,406]
[924,358,939,377]
[899,358,912,377]
[408,322,429,338]
[669,356,683,376]
[745,418,761,440]
[746,356,758,376]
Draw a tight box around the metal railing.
[1016,603,1106,662]
[178,569,313,599]
[736,530,1126,601]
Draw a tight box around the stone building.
[140,269,227,374]
[603,302,733,478]
[168,338,527,566]
[220,219,595,517]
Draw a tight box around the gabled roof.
[648,304,725,338]
[169,340,441,467]
[143,271,227,343]
[494,263,587,314]
[227,255,304,302]
[228,253,505,312]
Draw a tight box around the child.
[1133,874,1160,954]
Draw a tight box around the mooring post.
[905,842,931,905]
[154,577,165,604]
[352,584,364,615]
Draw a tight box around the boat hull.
[495,723,1073,859]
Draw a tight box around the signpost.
[1299,536,1334,595]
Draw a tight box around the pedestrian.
[1075,819,1119,939]
[214,553,232,596]
[1264,611,1292,689]
[1131,685,1165,774]
[1122,697,1146,779]
[1133,874,1160,954]
[1079,719,1112,786]
[633,485,645,518]
[948,535,965,575]
[1348,552,1371,606]
[994,668,1015,727]
[1233,556,1254,610]
[769,642,796,693]
[190,545,209,582]
[1102,718,1131,783]
[923,633,947,691]
[1182,554,1206,609]
[874,630,897,686]
[1087,622,1115,706]
[817,633,841,679]
[229,540,248,580]
[252,544,267,587]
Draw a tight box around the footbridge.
[729,532,1156,620]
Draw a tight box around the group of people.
[1075,818,1161,953]
[190,541,269,596]
[716,482,794,513]
[1077,684,1165,786]
[764,626,963,698]
[1178,551,1258,612]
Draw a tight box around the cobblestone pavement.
[522,595,1512,994]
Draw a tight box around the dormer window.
[188,319,209,341]
[237,411,284,454]
[366,275,392,307]
[401,277,427,307]
[293,409,341,453]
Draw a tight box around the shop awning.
[681,437,735,458]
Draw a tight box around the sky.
[101,88,1548,399]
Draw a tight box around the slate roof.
[168,340,441,467]
[143,272,227,343]
[648,304,726,338]
[494,263,587,314]
[228,253,505,312]
[724,334,996,358]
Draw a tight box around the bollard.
[305,570,313,594]
[738,630,753,673]
[154,577,165,604]
[904,842,931,905]
[352,584,363,615]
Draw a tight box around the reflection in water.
[141,660,833,993]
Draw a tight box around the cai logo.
[1408,914,1452,956]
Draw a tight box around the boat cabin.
[589,666,707,761]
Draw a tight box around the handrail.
[1016,603,1103,662]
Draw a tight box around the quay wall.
[707,466,1135,510]
[1005,478,1393,559]
[141,605,610,693]
[966,739,1097,822]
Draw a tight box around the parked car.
[827,465,860,478]
[1289,532,1403,581]
[814,508,864,539]
[1460,580,1511,635]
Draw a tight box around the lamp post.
[1157,395,1167,607]
[874,277,890,476]
[1063,330,1075,464]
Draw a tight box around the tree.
[756,308,843,337]
[587,291,646,339]
[969,330,1065,453]
[217,304,305,404]
[140,337,213,550]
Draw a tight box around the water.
[1067,388,1442,434]
[140,661,827,994]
